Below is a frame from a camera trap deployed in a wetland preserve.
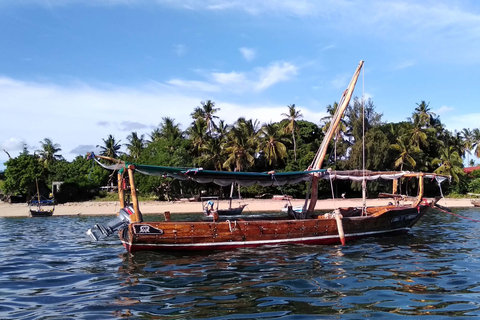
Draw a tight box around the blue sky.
[1,0,480,170]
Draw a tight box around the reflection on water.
[0,208,480,319]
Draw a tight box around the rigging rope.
[434,205,480,222]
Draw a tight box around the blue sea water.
[1,208,480,319]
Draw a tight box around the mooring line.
[434,205,480,222]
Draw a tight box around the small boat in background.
[29,197,55,217]
[28,178,55,217]
[202,196,247,216]
[468,193,480,207]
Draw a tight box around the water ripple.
[1,209,480,319]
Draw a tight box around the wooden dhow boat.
[201,196,248,216]
[86,61,450,253]
[28,179,55,217]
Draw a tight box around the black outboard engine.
[86,205,136,241]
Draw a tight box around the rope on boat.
[226,220,237,232]
[328,173,337,209]
[433,205,480,222]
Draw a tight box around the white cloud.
[167,61,298,93]
[239,47,256,61]
[330,73,350,90]
[393,60,416,70]
[1,137,26,152]
[173,44,187,56]
[442,113,480,132]
[0,74,327,163]
[166,79,220,92]
[436,105,454,115]
[254,61,298,91]
[211,71,247,85]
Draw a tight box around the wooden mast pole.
[36,178,41,210]
[307,60,364,213]
[127,164,142,223]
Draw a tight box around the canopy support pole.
[117,171,125,211]
[127,164,142,223]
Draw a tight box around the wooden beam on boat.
[307,60,364,213]
[117,171,125,210]
[413,174,424,207]
[392,179,398,194]
[127,164,142,223]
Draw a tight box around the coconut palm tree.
[281,104,303,161]
[191,100,220,136]
[411,101,436,129]
[97,135,122,159]
[36,138,62,169]
[187,118,208,159]
[408,125,428,149]
[222,117,258,172]
[461,128,473,164]
[159,117,183,141]
[472,128,480,158]
[257,122,288,168]
[432,145,464,183]
[391,136,417,171]
[125,132,145,160]
[197,137,224,171]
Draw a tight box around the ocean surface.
[1,207,480,320]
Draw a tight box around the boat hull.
[119,205,430,253]
[29,209,54,217]
[216,204,248,216]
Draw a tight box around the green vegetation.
[1,98,479,203]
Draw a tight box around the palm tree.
[148,127,162,143]
[97,135,122,159]
[281,104,303,161]
[191,100,220,136]
[411,101,436,129]
[391,136,417,171]
[461,128,473,164]
[432,145,464,183]
[36,138,62,169]
[197,137,224,171]
[472,128,480,158]
[159,117,183,141]
[125,132,145,160]
[257,122,288,167]
[222,117,258,172]
[187,118,208,159]
[408,125,428,149]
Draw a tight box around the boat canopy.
[322,170,450,184]
[92,157,450,187]
[92,158,326,187]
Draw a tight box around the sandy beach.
[0,197,472,218]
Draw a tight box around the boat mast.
[36,178,41,210]
[306,60,364,213]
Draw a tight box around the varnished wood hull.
[119,205,431,253]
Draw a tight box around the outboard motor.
[86,205,136,241]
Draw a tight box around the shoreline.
[0,197,473,218]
